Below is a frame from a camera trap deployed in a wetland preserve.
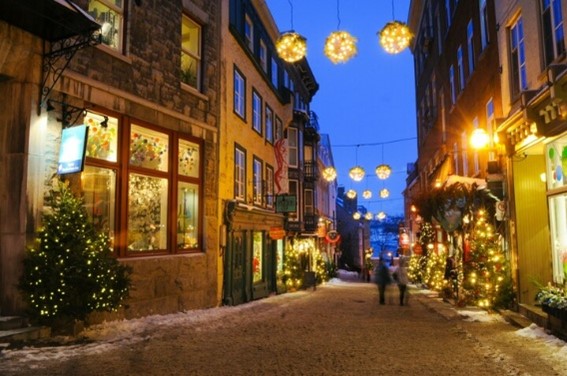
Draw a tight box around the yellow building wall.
[513,154,552,304]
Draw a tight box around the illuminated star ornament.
[324,31,357,64]
[276,31,307,63]
[379,20,412,54]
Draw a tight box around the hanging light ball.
[378,20,412,54]
[365,212,373,220]
[353,211,362,220]
[362,189,372,199]
[346,189,357,199]
[375,164,392,180]
[376,211,387,220]
[322,166,337,182]
[349,166,365,181]
[276,31,307,63]
[324,30,358,64]
[380,188,390,198]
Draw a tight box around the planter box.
[542,304,567,341]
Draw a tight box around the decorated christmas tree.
[20,179,131,325]
[462,209,511,308]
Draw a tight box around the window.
[467,20,475,75]
[510,17,527,96]
[445,0,452,29]
[244,14,254,50]
[234,67,246,118]
[288,180,299,221]
[461,132,468,176]
[471,117,480,174]
[81,111,203,256]
[479,0,489,50]
[253,157,263,205]
[288,127,298,168]
[453,142,460,175]
[542,0,566,66]
[457,46,465,90]
[265,105,273,144]
[449,65,456,104]
[181,16,202,90]
[266,165,274,208]
[275,116,283,141]
[259,40,268,72]
[252,90,262,134]
[271,57,279,88]
[88,0,124,51]
[252,231,263,283]
[304,189,314,215]
[234,146,246,200]
[486,98,496,161]
[436,5,443,53]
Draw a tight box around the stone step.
[0,316,28,331]
[0,326,51,343]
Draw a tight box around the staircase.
[0,316,51,344]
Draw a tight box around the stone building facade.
[0,0,221,319]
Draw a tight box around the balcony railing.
[304,161,319,181]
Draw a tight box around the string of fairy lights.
[326,137,416,220]
[275,0,412,64]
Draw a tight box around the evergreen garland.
[19,179,131,324]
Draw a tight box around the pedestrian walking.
[374,258,391,305]
[394,256,409,306]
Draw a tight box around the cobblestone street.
[1,281,566,376]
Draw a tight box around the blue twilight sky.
[265,0,417,217]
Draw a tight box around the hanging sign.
[325,230,341,244]
[275,195,296,213]
[269,227,286,240]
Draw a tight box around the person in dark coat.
[375,258,392,305]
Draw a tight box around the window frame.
[88,0,124,52]
[180,15,202,90]
[266,164,274,209]
[265,104,274,144]
[287,127,298,168]
[467,20,475,75]
[541,0,566,66]
[244,14,254,51]
[510,16,527,97]
[449,65,456,105]
[234,145,246,201]
[252,89,263,135]
[233,66,246,119]
[457,45,465,91]
[81,111,205,257]
[253,156,263,206]
[479,0,489,50]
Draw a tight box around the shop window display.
[547,138,567,283]
[79,112,202,256]
[253,231,263,283]
[127,174,168,252]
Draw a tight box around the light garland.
[380,188,390,198]
[375,164,392,179]
[324,30,357,64]
[378,20,412,54]
[364,212,373,220]
[362,189,372,199]
[322,166,337,182]
[353,212,361,220]
[349,166,365,181]
[346,189,357,199]
[376,211,386,220]
[276,31,307,63]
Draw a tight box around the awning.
[0,0,100,42]
[445,175,487,190]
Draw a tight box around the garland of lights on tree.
[282,241,330,290]
[19,179,131,324]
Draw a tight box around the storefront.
[223,201,285,305]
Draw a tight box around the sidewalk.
[408,284,536,329]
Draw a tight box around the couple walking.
[375,256,409,306]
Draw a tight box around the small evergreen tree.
[20,179,131,325]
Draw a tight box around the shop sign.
[269,227,286,239]
[57,124,89,175]
[325,230,341,244]
[275,195,296,213]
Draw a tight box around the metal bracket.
[38,30,101,115]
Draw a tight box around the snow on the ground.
[1,274,567,368]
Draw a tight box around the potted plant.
[535,283,567,321]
